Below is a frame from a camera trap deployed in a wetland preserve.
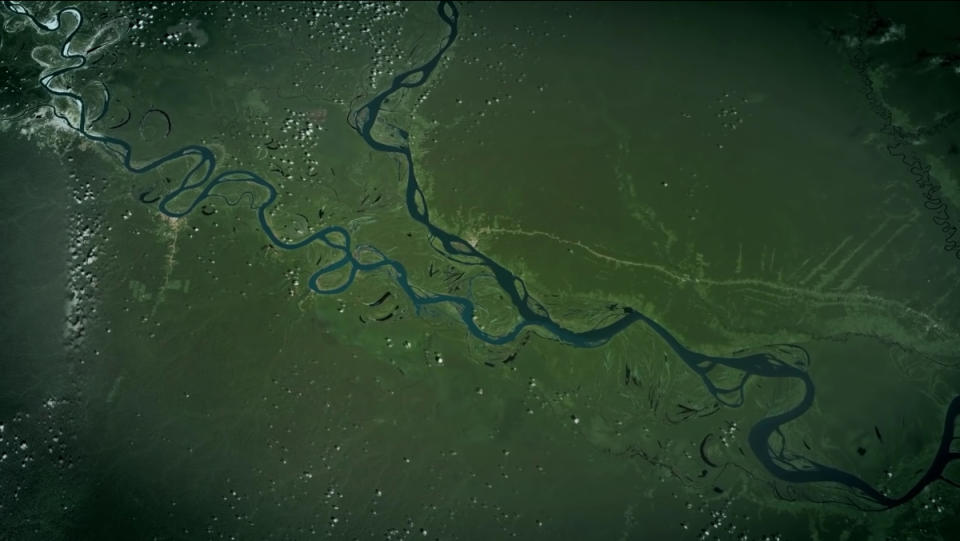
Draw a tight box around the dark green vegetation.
[2,1,959,540]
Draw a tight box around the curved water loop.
[7,0,959,510]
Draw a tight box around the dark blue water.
[9,0,958,511]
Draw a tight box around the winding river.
[6,0,958,511]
